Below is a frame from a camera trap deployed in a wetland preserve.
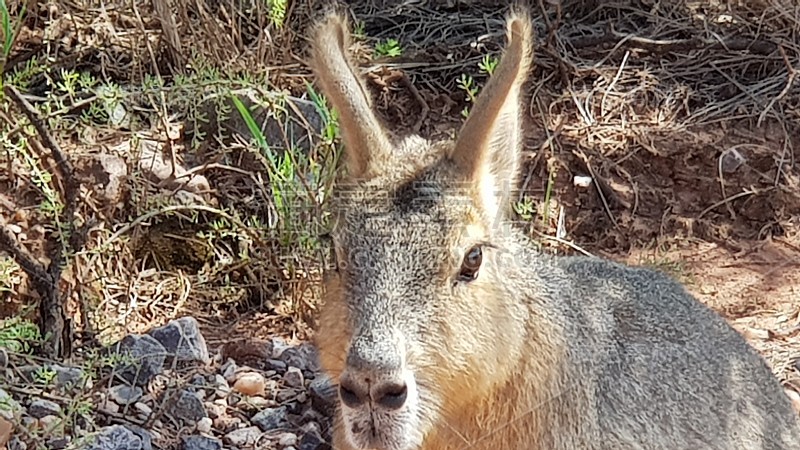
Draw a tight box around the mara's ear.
[309,11,391,179]
[449,9,533,223]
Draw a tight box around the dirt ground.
[1,0,800,420]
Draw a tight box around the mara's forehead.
[330,167,473,241]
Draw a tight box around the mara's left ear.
[449,8,533,224]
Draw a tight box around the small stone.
[0,349,7,368]
[47,364,86,390]
[196,417,213,434]
[276,388,297,403]
[82,425,143,450]
[251,406,289,432]
[46,437,69,450]
[267,359,287,372]
[720,148,746,173]
[110,334,167,386]
[213,374,230,398]
[224,426,262,447]
[28,399,61,419]
[134,402,152,418]
[126,425,153,450]
[108,385,143,405]
[167,389,207,423]
[232,372,266,397]
[309,375,336,416]
[8,435,25,450]
[283,367,304,389]
[278,433,298,447]
[38,415,61,432]
[98,397,120,415]
[147,317,210,366]
[181,435,222,450]
[298,428,326,450]
[220,360,238,383]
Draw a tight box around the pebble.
[28,399,61,419]
[224,426,262,447]
[232,372,266,397]
[196,417,213,434]
[278,433,298,447]
[283,367,304,388]
[108,384,144,405]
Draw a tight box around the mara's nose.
[339,336,408,409]
[338,371,408,410]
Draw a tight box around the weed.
[0,256,21,294]
[375,38,403,58]
[0,316,42,353]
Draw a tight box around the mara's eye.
[458,245,483,282]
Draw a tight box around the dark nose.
[339,375,408,410]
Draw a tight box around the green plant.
[33,366,58,386]
[267,0,288,28]
[375,38,402,58]
[514,196,536,221]
[0,0,28,91]
[479,54,499,75]
[0,316,42,353]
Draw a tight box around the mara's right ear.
[309,11,391,179]
[449,8,533,224]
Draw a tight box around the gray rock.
[266,359,287,372]
[167,389,207,423]
[0,348,7,368]
[28,398,61,419]
[251,406,289,432]
[47,364,86,390]
[278,343,320,373]
[213,374,230,398]
[82,425,144,450]
[298,428,328,450]
[110,334,167,386]
[147,317,210,366]
[278,433,298,447]
[181,435,222,450]
[283,366,304,389]
[108,385,143,405]
[8,436,26,450]
[308,375,336,416]
[124,424,153,450]
[223,426,262,447]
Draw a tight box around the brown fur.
[309,5,800,450]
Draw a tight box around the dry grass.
[0,0,797,377]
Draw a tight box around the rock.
[278,343,320,373]
[147,317,210,366]
[7,436,25,450]
[278,433,298,447]
[181,435,222,450]
[167,389,207,423]
[283,366,304,388]
[46,437,69,450]
[276,388,297,403]
[232,372,266,397]
[220,359,238,382]
[47,364,86,390]
[134,402,152,418]
[98,397,120,415]
[108,385,143,405]
[298,428,327,450]
[109,334,167,386]
[251,406,289,432]
[267,359,287,372]
[308,375,336,416]
[81,425,144,450]
[125,425,153,450]
[196,417,213,434]
[28,398,61,419]
[38,415,61,432]
[223,426,262,447]
[213,374,230,398]
[0,349,7,368]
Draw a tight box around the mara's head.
[309,8,534,450]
